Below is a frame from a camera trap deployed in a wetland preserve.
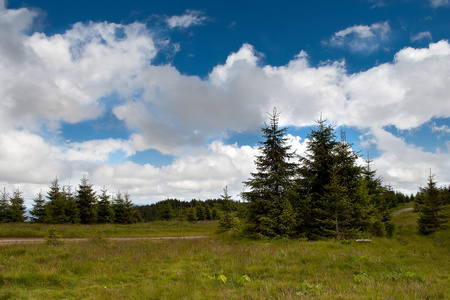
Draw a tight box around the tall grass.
[0,209,448,299]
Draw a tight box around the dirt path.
[393,207,414,216]
[0,235,210,246]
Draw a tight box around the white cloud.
[369,127,450,192]
[431,122,450,135]
[0,8,157,131]
[411,31,432,42]
[430,0,449,8]
[165,10,209,29]
[340,41,450,130]
[62,139,135,163]
[326,21,391,54]
[2,3,450,203]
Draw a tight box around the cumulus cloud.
[340,41,450,130]
[369,127,450,191]
[165,10,209,29]
[326,21,391,54]
[2,3,450,203]
[0,7,157,131]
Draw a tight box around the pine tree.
[76,177,97,224]
[0,188,10,223]
[218,186,236,232]
[30,192,47,223]
[186,207,197,222]
[97,188,114,223]
[113,192,141,224]
[242,108,297,238]
[64,185,80,224]
[45,178,68,224]
[9,189,26,222]
[297,117,339,239]
[417,174,449,235]
[124,192,142,224]
[158,202,175,221]
[113,191,127,224]
[196,203,206,221]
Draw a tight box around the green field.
[0,205,448,299]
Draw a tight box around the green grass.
[0,210,448,299]
[0,220,217,238]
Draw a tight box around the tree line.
[0,177,142,224]
[135,194,245,223]
[239,108,412,240]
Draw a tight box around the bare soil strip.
[0,235,209,246]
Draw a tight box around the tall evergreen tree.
[97,188,114,223]
[76,177,97,224]
[113,192,141,224]
[64,185,80,224]
[45,178,68,224]
[417,174,449,235]
[9,189,26,222]
[0,188,10,223]
[297,117,339,239]
[30,192,47,223]
[242,108,297,238]
[218,186,236,232]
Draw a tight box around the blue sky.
[1,0,450,206]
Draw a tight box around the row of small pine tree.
[0,177,142,224]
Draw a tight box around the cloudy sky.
[1,0,450,207]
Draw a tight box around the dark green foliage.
[97,189,114,223]
[196,203,206,221]
[186,207,197,222]
[218,186,237,232]
[0,189,10,222]
[158,202,175,221]
[417,174,449,235]
[242,112,400,240]
[64,186,80,224]
[76,177,97,224]
[8,189,26,222]
[113,192,142,224]
[44,178,68,224]
[30,192,46,223]
[242,108,298,238]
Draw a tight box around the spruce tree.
[113,192,127,224]
[45,178,68,224]
[218,186,236,232]
[64,185,80,224]
[97,188,114,223]
[9,189,26,222]
[186,206,197,222]
[417,174,449,235]
[76,177,97,224]
[30,192,47,223]
[158,202,175,221]
[242,108,297,238]
[297,117,339,239]
[0,188,10,223]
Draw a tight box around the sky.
[1,0,450,208]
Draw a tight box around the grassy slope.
[0,204,448,299]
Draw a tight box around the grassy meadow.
[0,204,449,299]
